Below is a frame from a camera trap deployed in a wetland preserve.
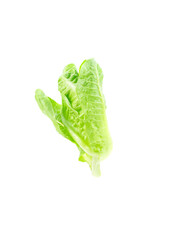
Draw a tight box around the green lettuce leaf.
[35,59,112,177]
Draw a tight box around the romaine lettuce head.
[35,59,112,176]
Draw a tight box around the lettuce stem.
[92,157,101,177]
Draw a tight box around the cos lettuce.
[35,59,112,176]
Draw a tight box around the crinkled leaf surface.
[35,59,112,177]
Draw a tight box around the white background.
[0,0,191,239]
